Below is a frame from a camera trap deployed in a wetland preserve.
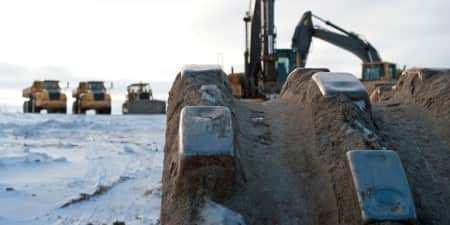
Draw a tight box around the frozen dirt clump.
[162,66,414,225]
[161,65,238,225]
[375,68,450,119]
[371,69,450,225]
[280,68,393,225]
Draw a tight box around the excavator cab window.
[362,64,383,81]
[275,49,297,86]
[387,64,397,80]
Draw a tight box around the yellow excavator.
[293,11,398,94]
[229,7,398,97]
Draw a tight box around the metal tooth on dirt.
[178,105,235,173]
[347,150,417,223]
[312,72,369,100]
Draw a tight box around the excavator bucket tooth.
[178,106,235,174]
[179,105,233,158]
[347,150,416,223]
[312,72,369,100]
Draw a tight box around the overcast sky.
[0,0,449,113]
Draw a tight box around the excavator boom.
[292,11,381,67]
[244,0,280,97]
[291,11,397,95]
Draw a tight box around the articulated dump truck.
[72,81,111,114]
[122,82,166,114]
[22,80,67,113]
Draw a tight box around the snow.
[0,112,165,225]
[181,64,222,77]
[353,120,378,142]
[199,199,246,225]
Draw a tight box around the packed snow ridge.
[0,113,166,225]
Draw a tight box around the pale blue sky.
[0,0,449,113]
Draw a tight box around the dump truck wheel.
[122,103,128,114]
[23,101,30,113]
[97,107,111,115]
[75,102,86,114]
[72,102,78,114]
[30,99,39,113]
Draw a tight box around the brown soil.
[161,68,449,225]
[372,70,450,225]
[373,69,450,119]
[224,98,337,225]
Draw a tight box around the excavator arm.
[244,0,278,97]
[292,11,381,68]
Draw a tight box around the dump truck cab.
[22,80,67,113]
[72,81,111,114]
[122,82,166,114]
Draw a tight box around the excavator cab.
[361,62,397,94]
[275,48,297,86]
[229,48,297,98]
[362,62,397,81]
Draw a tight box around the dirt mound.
[281,69,390,225]
[161,68,239,225]
[162,67,421,225]
[373,69,450,119]
[372,68,450,225]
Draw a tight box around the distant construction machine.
[72,81,112,114]
[122,82,166,114]
[230,4,397,98]
[292,11,398,94]
[22,80,67,113]
[238,0,297,98]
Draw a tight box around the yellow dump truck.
[122,82,166,114]
[22,80,67,113]
[72,81,112,114]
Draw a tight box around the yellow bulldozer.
[122,82,166,114]
[22,80,67,113]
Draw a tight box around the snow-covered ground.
[0,112,165,225]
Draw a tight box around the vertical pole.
[260,0,278,95]
[243,12,251,80]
